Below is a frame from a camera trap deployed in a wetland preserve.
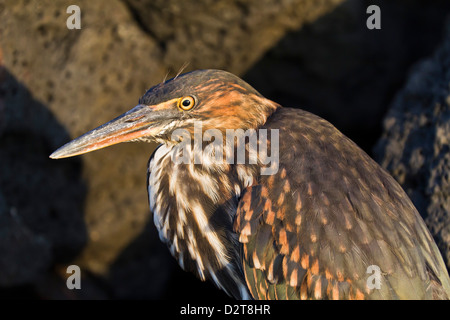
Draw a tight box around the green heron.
[50,69,450,299]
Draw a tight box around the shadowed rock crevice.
[0,68,87,294]
[123,0,346,75]
[244,0,450,153]
[375,17,450,269]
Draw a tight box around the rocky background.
[0,0,449,299]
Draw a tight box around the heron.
[50,69,450,299]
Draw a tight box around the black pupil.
[182,99,191,107]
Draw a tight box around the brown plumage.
[234,107,450,299]
[50,69,450,299]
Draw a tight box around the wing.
[233,108,450,300]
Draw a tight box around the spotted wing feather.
[234,108,450,300]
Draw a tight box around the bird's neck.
[148,143,258,299]
[203,95,280,133]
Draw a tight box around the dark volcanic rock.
[374,18,450,269]
[0,68,87,261]
[244,0,450,152]
[0,192,51,287]
[124,0,345,75]
[0,0,172,298]
[0,67,85,288]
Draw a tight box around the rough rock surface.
[124,0,344,75]
[0,66,83,290]
[0,192,52,288]
[0,0,171,299]
[244,0,450,151]
[374,18,450,269]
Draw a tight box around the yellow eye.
[177,96,195,111]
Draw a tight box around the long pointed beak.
[50,103,172,159]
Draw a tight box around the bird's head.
[50,69,279,159]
